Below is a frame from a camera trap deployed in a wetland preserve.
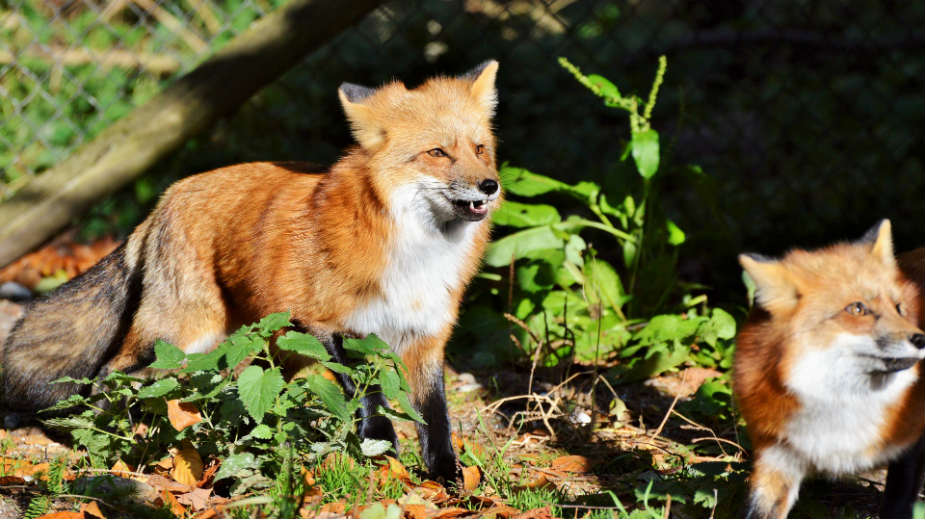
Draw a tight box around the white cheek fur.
[782,333,919,474]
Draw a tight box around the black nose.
[910,333,925,349]
[478,179,499,195]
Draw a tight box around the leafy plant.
[44,312,421,497]
[473,57,735,380]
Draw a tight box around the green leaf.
[360,438,393,457]
[584,259,626,314]
[666,219,686,246]
[379,368,400,400]
[344,334,390,355]
[222,331,265,368]
[149,340,185,369]
[484,226,564,267]
[699,308,737,347]
[248,424,273,440]
[184,349,225,373]
[587,74,620,99]
[237,366,284,423]
[631,129,660,179]
[492,200,561,228]
[256,312,292,336]
[136,377,179,399]
[305,374,351,422]
[499,166,572,197]
[277,331,330,361]
[321,362,354,375]
[214,452,258,482]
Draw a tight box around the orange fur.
[735,220,925,518]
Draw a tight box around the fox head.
[337,61,502,225]
[740,219,925,385]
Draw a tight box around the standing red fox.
[1,61,502,481]
[735,220,925,518]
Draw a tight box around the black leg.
[414,364,461,483]
[321,334,398,454]
[882,433,925,518]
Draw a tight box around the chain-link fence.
[2,0,923,295]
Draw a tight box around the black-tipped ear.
[859,219,890,244]
[339,82,376,103]
[740,252,775,264]
[459,59,498,81]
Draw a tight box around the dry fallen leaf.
[517,506,552,519]
[146,473,193,493]
[480,505,521,518]
[193,508,217,519]
[171,442,204,487]
[403,503,440,519]
[110,459,133,478]
[79,501,105,519]
[414,480,451,505]
[177,487,212,511]
[160,489,186,517]
[167,400,203,432]
[462,465,481,492]
[36,512,84,519]
[378,455,411,484]
[319,500,347,516]
[434,506,470,519]
[550,454,591,473]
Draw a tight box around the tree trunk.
[0,0,383,267]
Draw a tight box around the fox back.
[735,220,925,517]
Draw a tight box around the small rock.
[0,281,31,302]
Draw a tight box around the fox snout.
[445,175,501,222]
[909,333,925,349]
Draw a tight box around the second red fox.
[1,61,503,482]
[735,220,925,518]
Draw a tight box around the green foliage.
[43,312,421,498]
[464,57,736,383]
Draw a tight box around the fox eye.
[475,144,486,155]
[896,303,906,316]
[427,148,448,158]
[845,302,870,316]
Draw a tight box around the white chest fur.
[343,183,479,352]
[783,333,919,474]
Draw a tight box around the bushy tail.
[1,244,141,412]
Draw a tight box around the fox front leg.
[881,433,925,518]
[315,332,399,454]
[745,445,806,518]
[401,337,461,483]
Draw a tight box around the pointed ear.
[860,219,896,267]
[338,82,384,150]
[463,60,499,115]
[739,253,799,313]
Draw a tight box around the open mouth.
[451,198,489,221]
[864,355,921,373]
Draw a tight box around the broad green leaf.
[321,362,354,375]
[223,333,263,369]
[584,259,626,314]
[248,423,273,440]
[587,74,620,99]
[256,312,292,336]
[237,366,284,423]
[631,129,660,179]
[393,392,424,424]
[666,219,686,246]
[699,308,737,347]
[214,452,258,482]
[360,438,393,457]
[305,374,351,422]
[636,314,703,345]
[344,334,390,355]
[184,349,225,373]
[136,377,179,399]
[379,368,401,400]
[484,226,564,267]
[499,166,572,197]
[622,240,638,269]
[277,331,330,361]
[149,340,185,369]
[492,200,561,228]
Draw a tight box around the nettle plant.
[483,57,735,380]
[44,312,421,495]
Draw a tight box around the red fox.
[1,61,502,481]
[735,220,925,518]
